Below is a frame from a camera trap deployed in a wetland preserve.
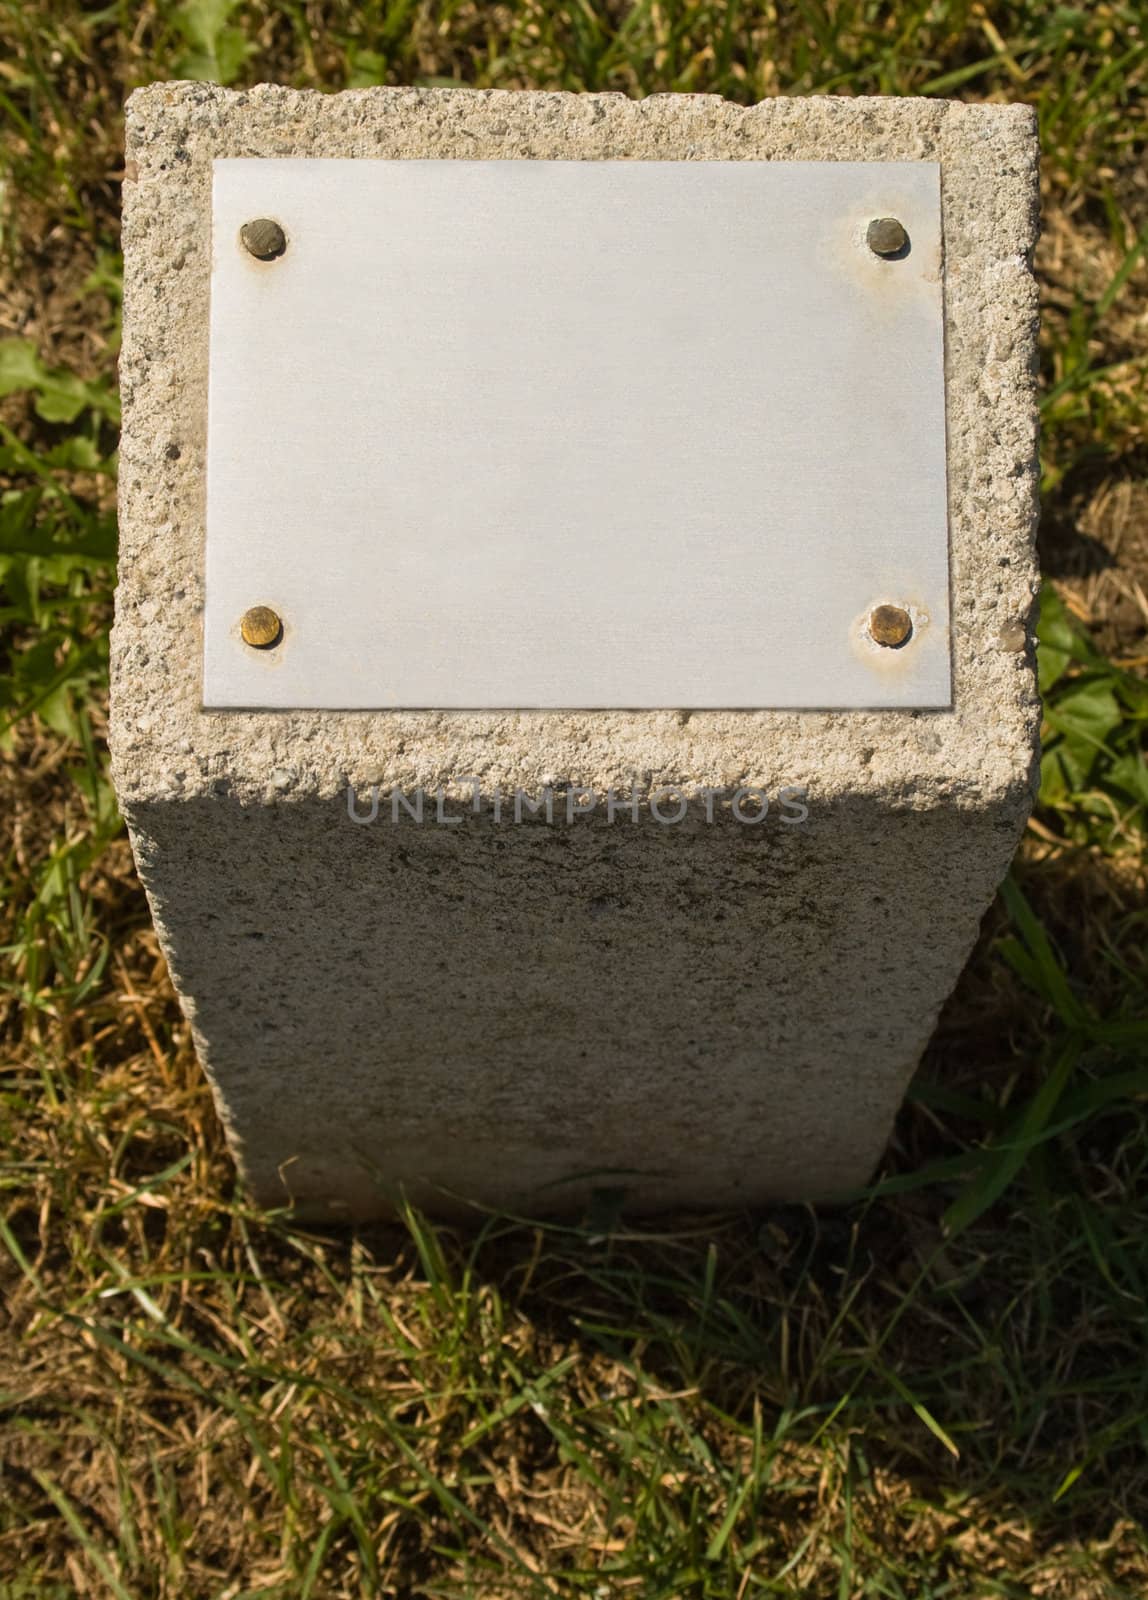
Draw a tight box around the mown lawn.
[2,3,1147,1595]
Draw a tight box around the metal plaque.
[203,159,950,709]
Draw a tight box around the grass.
[1,1,1147,1594]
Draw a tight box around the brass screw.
[241,218,287,260]
[866,217,908,257]
[869,604,913,648]
[240,606,283,649]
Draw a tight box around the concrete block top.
[112,85,1040,815]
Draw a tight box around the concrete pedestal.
[111,85,1040,1220]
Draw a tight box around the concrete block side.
[121,786,1022,1220]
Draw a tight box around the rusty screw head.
[997,621,1028,652]
[240,606,283,649]
[866,217,908,257]
[240,218,287,261]
[869,604,913,648]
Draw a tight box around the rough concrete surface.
[111,85,1041,1220]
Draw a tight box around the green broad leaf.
[214,27,251,83]
[1105,752,1148,807]
[174,0,251,84]
[35,682,81,741]
[1046,736,1094,794]
[176,0,236,53]
[1051,680,1123,741]
[1038,746,1072,808]
[34,387,90,424]
[12,633,60,685]
[347,49,389,87]
[0,338,118,424]
[1044,680,1123,783]
[171,49,214,79]
[41,436,105,472]
[0,339,45,393]
[1035,586,1078,692]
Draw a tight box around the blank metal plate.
[203,159,950,709]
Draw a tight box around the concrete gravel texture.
[111,84,1041,1220]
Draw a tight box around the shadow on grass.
[4,828,1147,1594]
